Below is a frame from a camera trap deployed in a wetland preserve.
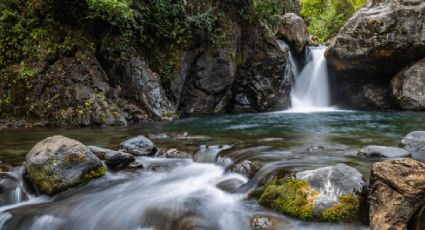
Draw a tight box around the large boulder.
[25,136,105,194]
[120,135,157,156]
[258,164,364,222]
[400,131,425,152]
[392,58,425,110]
[369,158,425,230]
[357,145,411,158]
[275,13,309,54]
[295,164,365,216]
[326,0,425,76]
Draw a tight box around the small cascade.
[288,46,335,112]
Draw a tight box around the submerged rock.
[251,216,273,230]
[392,59,425,111]
[25,136,105,194]
[401,131,425,152]
[161,148,193,159]
[88,146,135,170]
[120,135,157,156]
[369,158,425,230]
[229,160,262,179]
[258,164,364,222]
[275,13,309,54]
[357,145,411,158]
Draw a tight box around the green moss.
[322,194,360,223]
[82,163,106,181]
[259,179,319,220]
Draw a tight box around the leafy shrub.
[300,0,366,43]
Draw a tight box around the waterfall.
[288,46,335,112]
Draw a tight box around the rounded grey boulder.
[401,131,425,152]
[120,135,157,156]
[25,136,105,195]
[357,145,411,158]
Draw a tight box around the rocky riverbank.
[0,128,424,229]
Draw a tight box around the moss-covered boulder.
[259,179,319,220]
[258,164,365,223]
[25,135,105,194]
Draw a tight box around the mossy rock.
[258,179,361,223]
[259,179,319,220]
[25,135,106,195]
[322,194,360,223]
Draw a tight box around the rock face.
[325,0,425,110]
[176,23,292,115]
[392,58,425,111]
[88,146,135,170]
[357,145,411,158]
[25,136,105,194]
[295,164,365,215]
[369,158,425,230]
[325,0,425,76]
[275,13,309,54]
[98,48,176,119]
[120,135,157,156]
[401,131,425,152]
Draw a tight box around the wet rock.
[162,148,193,159]
[392,58,425,111]
[357,145,411,158]
[275,13,309,54]
[401,131,425,152]
[216,178,246,193]
[369,158,425,230]
[229,160,262,179]
[326,0,425,77]
[295,164,365,216]
[88,146,135,170]
[25,136,105,194]
[0,171,28,205]
[251,216,272,230]
[120,135,157,156]
[305,145,325,152]
[195,145,233,163]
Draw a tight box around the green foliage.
[322,194,360,222]
[300,0,365,43]
[259,179,318,220]
[253,0,283,29]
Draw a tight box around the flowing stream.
[289,47,335,112]
[1,111,425,229]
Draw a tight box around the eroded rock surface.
[369,158,425,230]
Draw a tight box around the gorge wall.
[0,0,300,127]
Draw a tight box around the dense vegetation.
[300,0,366,42]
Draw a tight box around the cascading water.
[288,46,335,112]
